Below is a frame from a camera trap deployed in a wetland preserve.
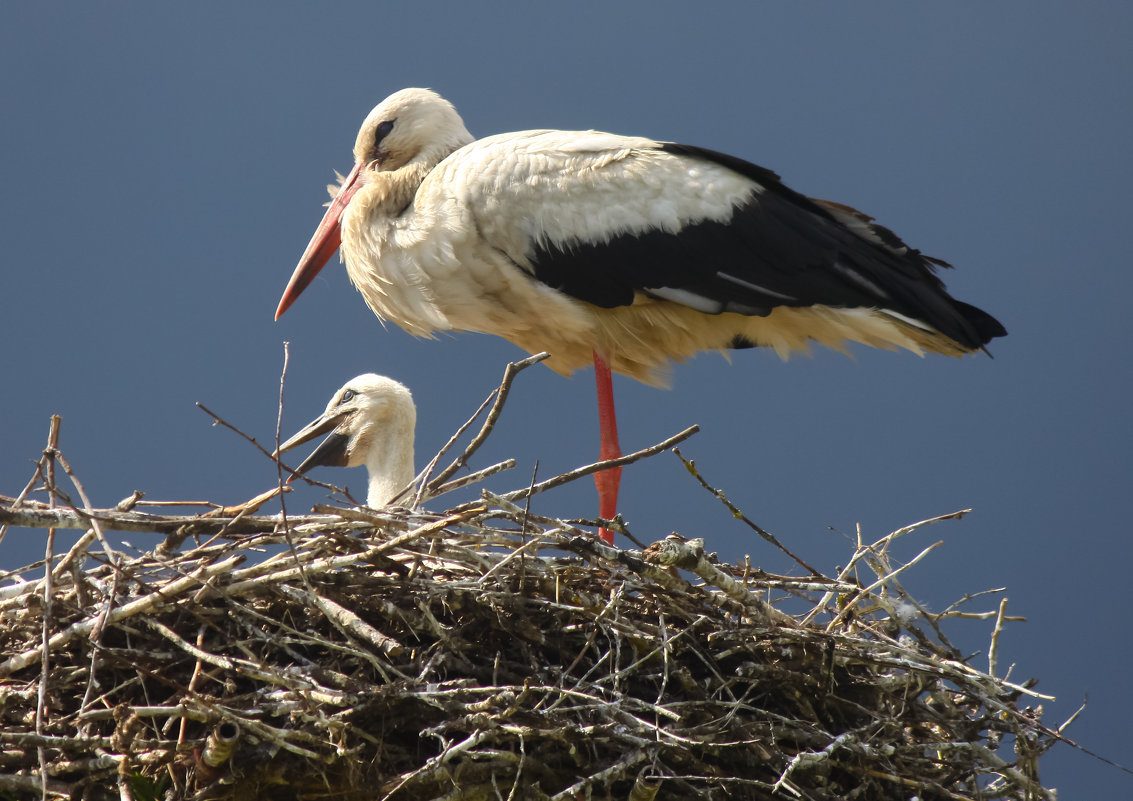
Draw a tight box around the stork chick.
[278,374,415,508]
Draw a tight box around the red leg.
[592,350,622,545]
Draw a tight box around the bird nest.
[0,355,1060,800]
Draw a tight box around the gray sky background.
[1,4,1130,795]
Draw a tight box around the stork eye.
[374,119,396,145]
[340,389,357,403]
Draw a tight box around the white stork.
[277,374,416,508]
[275,88,1006,544]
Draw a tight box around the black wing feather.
[527,142,1005,349]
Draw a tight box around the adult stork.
[277,374,416,508]
[275,88,1006,544]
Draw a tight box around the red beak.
[274,161,365,320]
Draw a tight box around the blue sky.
[1,4,1130,795]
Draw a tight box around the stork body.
[276,88,1006,542]
[278,374,416,508]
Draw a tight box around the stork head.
[276,374,416,479]
[353,88,472,173]
[274,88,473,320]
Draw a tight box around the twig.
[276,340,293,547]
[1057,698,1087,735]
[429,459,517,499]
[824,540,945,632]
[0,504,349,536]
[0,555,243,677]
[0,455,48,546]
[175,624,208,749]
[642,535,796,627]
[54,450,120,579]
[549,750,647,800]
[418,351,550,502]
[499,425,699,504]
[37,415,61,801]
[219,508,485,598]
[800,509,969,627]
[77,566,121,730]
[673,447,822,577]
[988,596,1009,678]
[409,393,494,506]
[196,401,276,462]
[277,584,403,657]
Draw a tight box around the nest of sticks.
[0,354,1061,800]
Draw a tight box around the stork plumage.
[277,374,416,508]
[275,88,1006,543]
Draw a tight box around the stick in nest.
[413,351,550,505]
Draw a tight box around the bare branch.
[499,425,699,504]
[417,351,550,503]
[673,447,822,576]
